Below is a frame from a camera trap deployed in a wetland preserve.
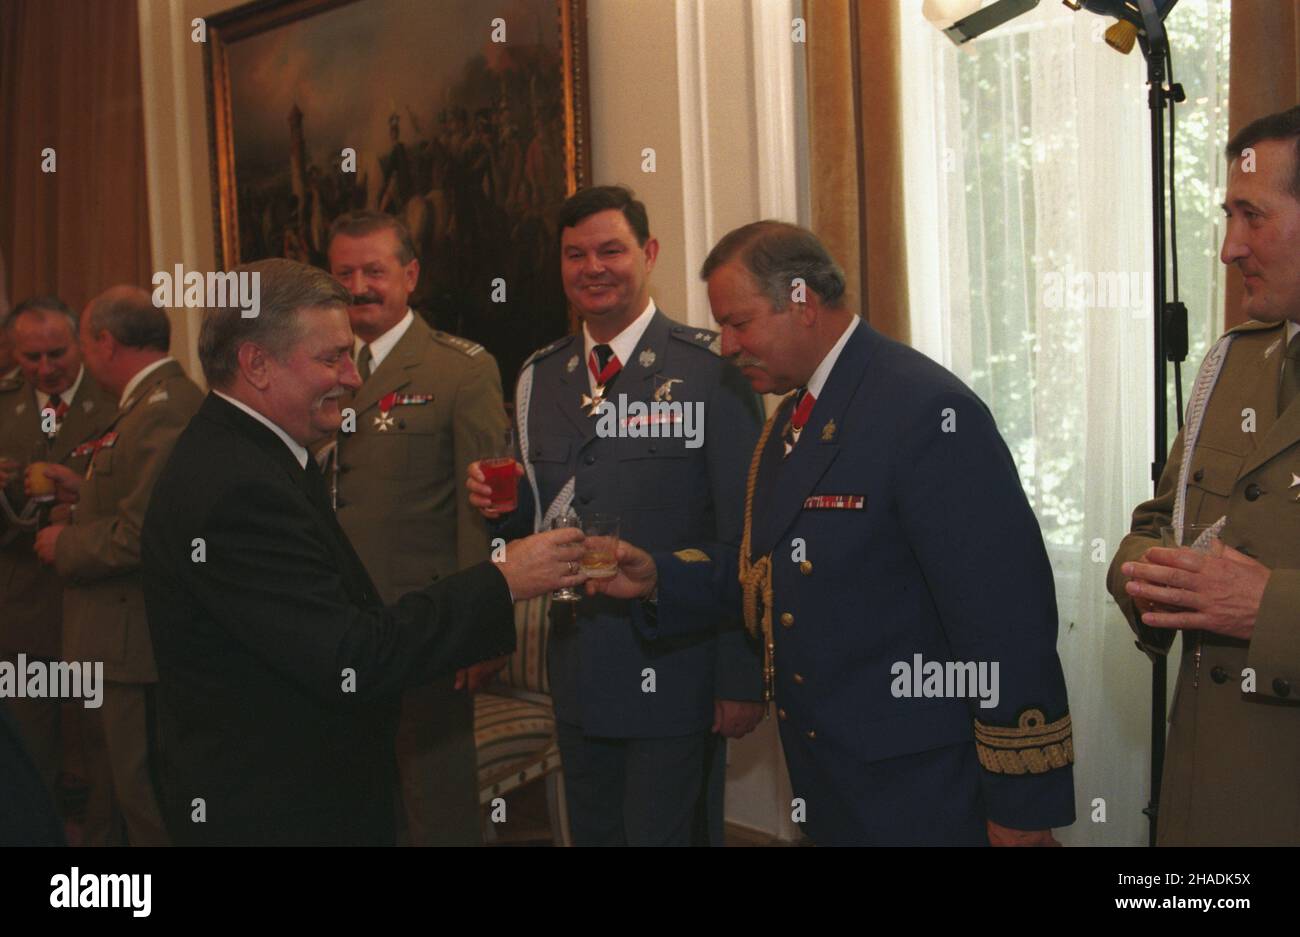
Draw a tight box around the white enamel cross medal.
[375,391,398,431]
[581,385,609,417]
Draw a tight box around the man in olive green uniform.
[327,212,508,845]
[0,297,115,797]
[34,286,202,846]
[1109,107,1300,845]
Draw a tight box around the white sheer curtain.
[899,0,1229,845]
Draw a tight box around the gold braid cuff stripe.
[974,709,1074,776]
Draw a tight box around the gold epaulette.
[974,709,1074,775]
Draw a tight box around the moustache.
[730,355,764,370]
[350,293,383,306]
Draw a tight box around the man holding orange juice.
[0,296,115,802]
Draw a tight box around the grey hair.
[198,258,350,388]
[327,210,418,265]
[86,286,170,351]
[8,295,78,336]
[699,221,847,311]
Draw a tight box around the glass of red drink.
[481,427,518,512]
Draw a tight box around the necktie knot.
[589,345,621,385]
[355,344,373,379]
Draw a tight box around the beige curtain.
[0,0,152,313]
[805,0,910,343]
[1225,1,1300,329]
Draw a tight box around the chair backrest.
[495,593,551,696]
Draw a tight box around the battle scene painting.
[206,0,590,390]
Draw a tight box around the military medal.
[71,432,118,459]
[581,348,623,416]
[74,431,119,481]
[803,494,864,509]
[375,392,397,431]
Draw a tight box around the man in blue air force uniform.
[592,222,1076,845]
[468,186,764,845]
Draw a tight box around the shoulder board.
[431,330,486,357]
[1226,318,1285,337]
[669,325,722,357]
[520,334,577,371]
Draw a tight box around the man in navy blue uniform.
[467,186,765,845]
[593,221,1076,845]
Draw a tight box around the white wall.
[139,0,807,842]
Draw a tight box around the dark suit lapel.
[750,320,873,557]
[204,394,380,605]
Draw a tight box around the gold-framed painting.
[205,0,590,388]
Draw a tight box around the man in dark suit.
[467,186,765,846]
[141,258,585,846]
[593,222,1076,846]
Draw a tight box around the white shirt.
[805,315,861,400]
[119,356,175,409]
[356,309,415,375]
[213,390,309,469]
[583,299,656,393]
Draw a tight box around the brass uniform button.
[780,612,794,628]
[793,673,805,684]
[778,708,788,720]
[805,729,816,740]
[799,560,813,575]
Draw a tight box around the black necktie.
[590,344,621,388]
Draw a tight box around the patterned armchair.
[474,594,570,845]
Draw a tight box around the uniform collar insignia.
[638,349,657,369]
[566,354,579,374]
[821,419,836,442]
